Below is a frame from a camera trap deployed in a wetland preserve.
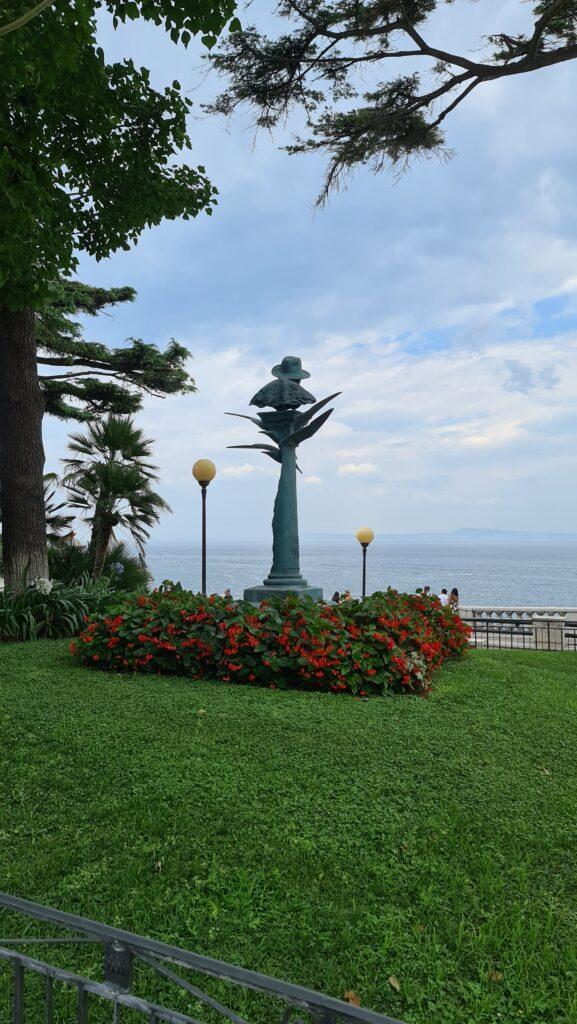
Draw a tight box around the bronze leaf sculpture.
[227,355,340,602]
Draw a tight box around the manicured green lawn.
[0,643,576,1024]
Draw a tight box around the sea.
[147,541,577,608]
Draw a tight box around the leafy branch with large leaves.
[0,0,235,308]
[0,0,238,592]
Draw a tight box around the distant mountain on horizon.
[149,527,577,548]
[302,527,577,544]
[450,528,577,542]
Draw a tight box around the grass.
[0,643,576,1024]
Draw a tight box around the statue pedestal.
[244,583,323,603]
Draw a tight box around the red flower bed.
[71,589,470,697]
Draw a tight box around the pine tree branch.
[38,357,117,370]
[432,78,481,126]
[402,22,481,71]
[37,356,187,375]
[490,41,577,76]
[315,49,424,63]
[408,70,475,114]
[282,0,404,41]
[527,0,570,62]
[40,371,181,399]
[41,370,128,380]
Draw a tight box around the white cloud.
[221,463,255,478]
[43,312,577,540]
[338,462,380,476]
[459,421,525,450]
[41,6,577,541]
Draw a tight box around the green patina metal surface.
[227,356,340,602]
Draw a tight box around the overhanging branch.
[0,0,56,38]
[208,0,577,200]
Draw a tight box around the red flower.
[73,587,467,695]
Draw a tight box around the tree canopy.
[0,0,238,592]
[36,278,196,422]
[0,0,239,310]
[208,0,577,201]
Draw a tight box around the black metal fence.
[0,893,405,1024]
[461,615,577,652]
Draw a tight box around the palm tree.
[62,416,170,577]
[43,473,76,544]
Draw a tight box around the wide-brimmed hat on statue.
[271,355,310,381]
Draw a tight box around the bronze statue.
[227,356,340,602]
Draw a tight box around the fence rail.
[0,893,405,1024]
[458,606,577,651]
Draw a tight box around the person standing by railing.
[449,588,459,612]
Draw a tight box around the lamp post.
[355,527,374,599]
[192,459,216,595]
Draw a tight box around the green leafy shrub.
[0,579,115,642]
[48,541,150,592]
[71,589,470,696]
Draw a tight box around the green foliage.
[207,0,577,199]
[1,641,576,1024]
[0,580,114,641]
[71,588,470,693]
[36,278,196,422]
[0,0,55,38]
[62,415,170,572]
[48,540,151,592]
[0,0,237,309]
[43,473,76,542]
[0,472,74,550]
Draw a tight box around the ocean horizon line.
[145,538,577,607]
[148,530,577,549]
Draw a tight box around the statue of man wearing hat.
[227,356,340,603]
[250,356,316,411]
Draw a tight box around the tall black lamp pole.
[355,527,375,599]
[192,459,216,595]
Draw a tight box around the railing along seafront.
[0,894,406,1024]
[458,606,577,651]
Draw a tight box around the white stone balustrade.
[458,607,577,651]
[459,606,577,619]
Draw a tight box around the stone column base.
[533,617,566,650]
[244,584,323,603]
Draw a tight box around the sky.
[43,0,577,544]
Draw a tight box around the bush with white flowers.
[34,577,53,595]
[1,577,115,641]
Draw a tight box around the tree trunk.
[90,512,112,578]
[0,306,48,592]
